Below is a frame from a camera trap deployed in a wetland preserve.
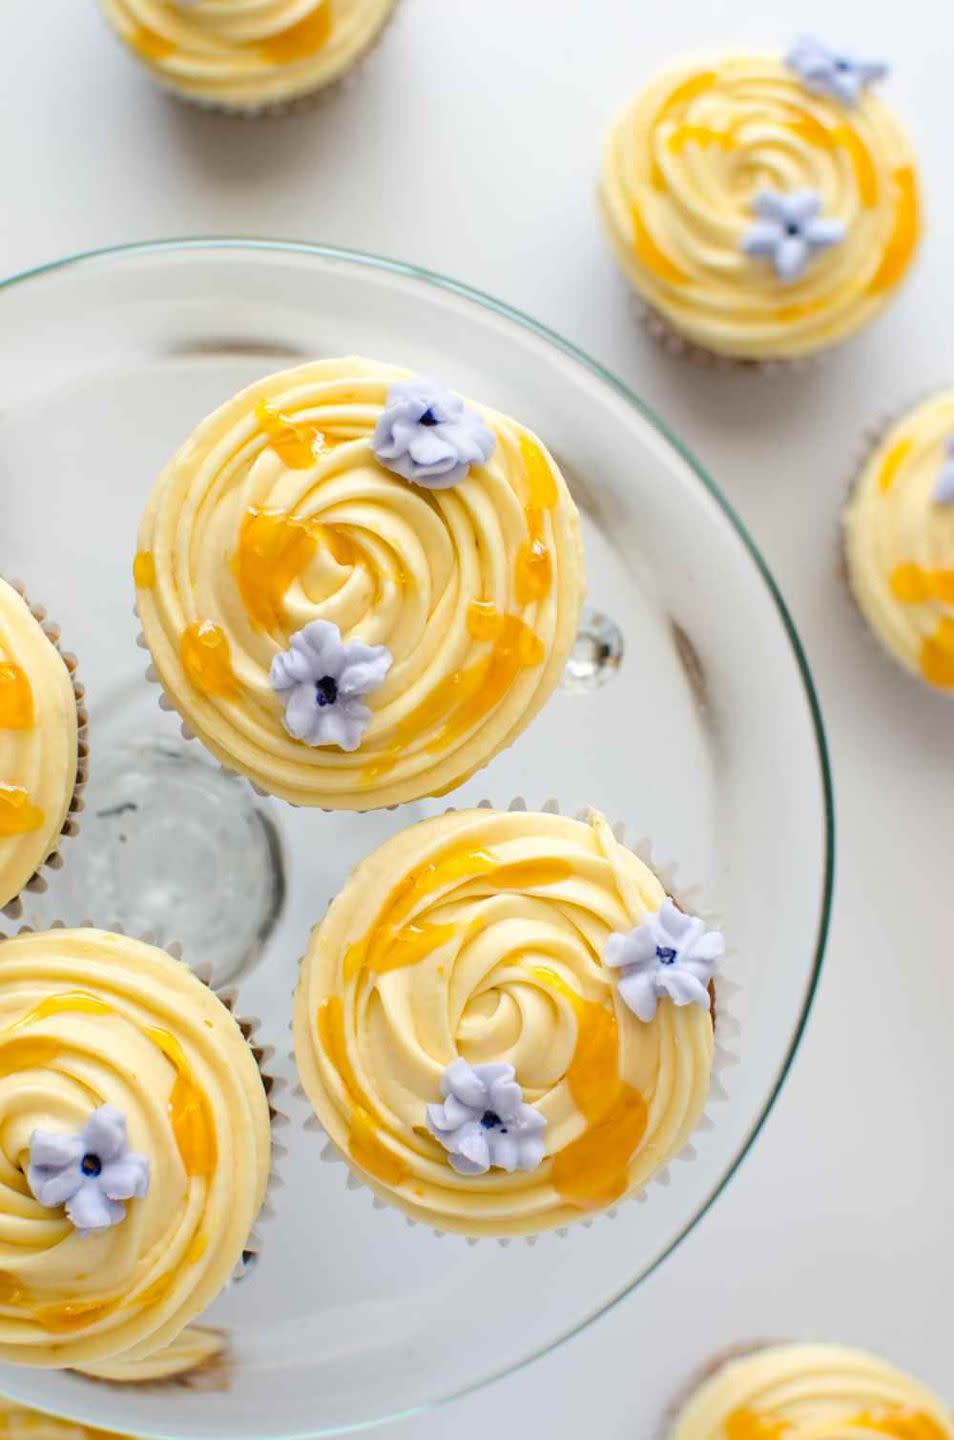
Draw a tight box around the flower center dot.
[785,223,801,237]
[655,946,677,966]
[80,1153,102,1178]
[835,58,851,71]
[480,1110,501,1130]
[315,676,338,708]
[419,408,440,427]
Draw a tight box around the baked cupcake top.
[670,1343,953,1438]
[99,0,394,110]
[136,358,584,810]
[0,579,80,914]
[0,929,271,1367]
[293,807,721,1237]
[844,392,954,690]
[600,41,920,359]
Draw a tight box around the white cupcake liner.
[636,296,822,375]
[73,1326,231,1394]
[291,794,739,1244]
[1,581,89,922]
[131,0,402,119]
[3,920,286,1272]
[840,387,954,693]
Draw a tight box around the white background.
[3,0,954,1435]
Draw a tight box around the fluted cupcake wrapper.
[124,0,401,120]
[1,582,89,923]
[290,793,739,1244]
[635,295,823,375]
[9,919,287,1279]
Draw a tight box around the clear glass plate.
[0,240,833,1439]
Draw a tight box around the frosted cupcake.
[136,359,585,810]
[600,38,920,361]
[0,928,272,1367]
[98,0,395,114]
[0,1396,126,1440]
[0,578,87,918]
[668,1342,953,1438]
[293,806,723,1238]
[844,389,954,689]
[844,391,954,691]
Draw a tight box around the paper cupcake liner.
[1,581,89,922]
[292,794,739,1244]
[840,388,954,691]
[137,0,401,119]
[660,1340,783,1440]
[7,920,286,1272]
[73,1326,231,1394]
[637,297,821,375]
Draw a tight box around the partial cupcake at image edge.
[135,356,586,811]
[844,389,954,693]
[599,36,921,363]
[0,927,278,1368]
[665,1341,954,1438]
[98,0,397,115]
[0,577,88,921]
[292,801,732,1239]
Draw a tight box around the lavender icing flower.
[742,189,846,283]
[27,1106,150,1235]
[426,1059,546,1175]
[934,439,954,505]
[786,36,888,107]
[372,378,496,490]
[269,619,392,751]
[604,899,723,1024]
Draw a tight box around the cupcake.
[0,928,272,1367]
[75,1325,227,1388]
[98,0,396,114]
[136,359,585,811]
[0,578,87,919]
[667,1342,953,1437]
[599,38,920,361]
[844,391,954,691]
[293,805,724,1238]
[0,1395,128,1440]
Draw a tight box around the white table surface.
[4,0,953,1434]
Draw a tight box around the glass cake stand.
[0,240,833,1439]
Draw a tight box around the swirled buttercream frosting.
[99,0,395,111]
[845,391,954,691]
[0,929,271,1367]
[75,1324,227,1385]
[600,51,920,358]
[0,579,80,914]
[136,358,585,810]
[669,1343,954,1439]
[293,807,716,1237]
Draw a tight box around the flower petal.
[753,190,788,222]
[282,684,319,742]
[658,971,712,1012]
[742,220,783,257]
[775,235,809,282]
[517,1135,547,1172]
[488,1132,519,1172]
[617,969,660,1023]
[337,645,392,698]
[28,1162,84,1209]
[28,1130,83,1172]
[487,1076,523,1122]
[80,1106,128,1164]
[805,217,846,251]
[101,1154,150,1202]
[785,189,822,224]
[67,1182,124,1234]
[443,1058,488,1109]
[454,1124,490,1174]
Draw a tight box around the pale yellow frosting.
[99,0,394,111]
[844,391,954,691]
[136,357,585,811]
[293,808,715,1237]
[670,1343,953,1438]
[0,930,271,1367]
[600,53,920,358]
[0,1396,126,1440]
[75,1325,226,1384]
[0,581,78,914]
